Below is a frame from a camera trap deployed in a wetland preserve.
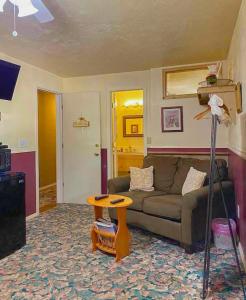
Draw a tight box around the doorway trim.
[35,89,63,215]
[108,88,147,179]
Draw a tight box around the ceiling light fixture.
[0,0,6,12]
[124,99,143,107]
[9,0,38,17]
[0,0,54,37]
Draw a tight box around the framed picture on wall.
[123,115,143,137]
[161,106,183,132]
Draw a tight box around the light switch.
[19,138,28,148]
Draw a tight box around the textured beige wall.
[0,53,62,153]
[227,0,246,156]
[149,66,229,148]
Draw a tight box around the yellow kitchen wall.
[38,91,56,188]
[113,90,144,153]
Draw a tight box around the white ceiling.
[0,0,241,77]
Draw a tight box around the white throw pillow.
[182,167,207,196]
[129,166,154,192]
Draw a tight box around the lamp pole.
[202,113,246,299]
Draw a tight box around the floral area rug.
[0,204,244,299]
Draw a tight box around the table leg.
[91,206,103,252]
[115,207,131,262]
[94,206,103,220]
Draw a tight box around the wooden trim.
[39,183,56,191]
[123,115,143,137]
[26,212,38,220]
[147,147,228,156]
[163,64,211,99]
[161,106,183,132]
[164,93,198,100]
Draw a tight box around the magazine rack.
[87,195,133,262]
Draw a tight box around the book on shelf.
[94,219,117,234]
[94,219,117,247]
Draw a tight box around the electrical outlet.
[237,204,240,219]
[147,136,152,145]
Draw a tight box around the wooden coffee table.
[87,194,133,262]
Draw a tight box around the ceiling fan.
[0,0,54,23]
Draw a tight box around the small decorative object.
[206,74,217,85]
[131,124,138,134]
[161,106,183,132]
[73,117,90,128]
[123,115,143,137]
[205,63,223,86]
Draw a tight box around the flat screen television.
[0,60,21,101]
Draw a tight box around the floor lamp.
[199,95,246,299]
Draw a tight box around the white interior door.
[63,92,101,204]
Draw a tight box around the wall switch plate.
[147,136,152,145]
[19,138,28,148]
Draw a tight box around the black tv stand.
[0,172,26,259]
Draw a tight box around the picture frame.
[161,106,183,132]
[123,115,143,137]
[162,64,222,99]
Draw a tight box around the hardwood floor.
[39,185,57,213]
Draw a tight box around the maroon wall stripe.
[11,152,36,217]
[147,147,228,155]
[101,148,108,194]
[228,149,246,256]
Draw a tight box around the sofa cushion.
[170,158,228,194]
[182,167,207,196]
[143,194,182,221]
[129,166,154,191]
[143,155,179,192]
[118,190,166,211]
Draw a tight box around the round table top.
[87,194,133,208]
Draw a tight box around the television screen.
[0,60,21,101]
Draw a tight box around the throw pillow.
[129,166,154,192]
[182,167,207,196]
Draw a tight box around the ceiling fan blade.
[32,0,54,23]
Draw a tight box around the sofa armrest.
[108,176,130,194]
[182,181,234,210]
[181,181,235,246]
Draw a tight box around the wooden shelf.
[93,227,116,239]
[96,243,116,255]
[197,84,237,95]
[92,226,116,255]
[197,82,242,122]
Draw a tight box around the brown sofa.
[108,155,235,253]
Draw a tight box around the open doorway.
[38,90,57,213]
[112,90,144,177]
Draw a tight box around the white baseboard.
[26,212,38,221]
[238,242,246,271]
[39,183,56,191]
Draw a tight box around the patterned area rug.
[0,204,244,299]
